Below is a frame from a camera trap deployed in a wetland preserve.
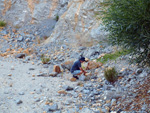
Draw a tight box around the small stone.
[110,111,117,113]
[36,89,42,94]
[32,78,35,80]
[8,74,12,76]
[35,98,40,102]
[139,72,147,78]
[19,92,25,95]
[63,86,74,91]
[111,99,116,106]
[15,53,26,58]
[64,100,72,105]
[57,90,67,95]
[70,77,77,82]
[147,90,150,93]
[136,68,143,74]
[80,108,93,113]
[43,104,58,112]
[4,91,10,94]
[83,89,90,94]
[17,36,24,42]
[43,65,49,68]
[84,83,92,87]
[105,106,110,112]
[11,66,14,70]
[16,100,23,104]
[29,68,35,70]
[37,73,48,77]
[43,105,51,112]
[49,72,58,77]
[10,84,13,87]
[141,104,147,111]
[25,56,31,61]
[25,38,30,42]
[79,75,86,81]
[53,111,61,113]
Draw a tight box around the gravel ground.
[0,57,78,113]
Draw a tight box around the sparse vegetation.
[35,36,48,44]
[43,36,48,40]
[104,67,118,83]
[41,54,50,64]
[14,25,21,29]
[100,0,150,65]
[55,15,59,21]
[0,21,7,27]
[97,50,130,64]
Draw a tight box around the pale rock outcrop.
[45,0,108,49]
[0,0,69,26]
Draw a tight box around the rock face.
[0,0,69,26]
[0,0,107,55]
[44,0,108,50]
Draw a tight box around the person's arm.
[79,67,87,75]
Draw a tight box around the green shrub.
[97,49,130,64]
[41,54,50,64]
[104,67,118,83]
[55,15,59,21]
[0,21,7,27]
[101,0,150,65]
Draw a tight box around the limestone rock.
[79,75,86,81]
[1,0,69,26]
[37,73,48,77]
[86,61,103,70]
[49,72,58,77]
[58,90,67,95]
[63,86,74,91]
[80,108,94,113]
[16,99,23,104]
[61,59,75,71]
[53,65,61,73]
[15,53,26,58]
[111,99,117,106]
[70,77,77,82]
[43,104,58,112]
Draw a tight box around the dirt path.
[0,57,78,113]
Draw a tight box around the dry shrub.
[104,67,118,83]
[41,54,50,64]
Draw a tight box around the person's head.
[79,57,85,63]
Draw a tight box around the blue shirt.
[71,60,81,73]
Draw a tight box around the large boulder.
[86,60,103,70]
[61,59,75,71]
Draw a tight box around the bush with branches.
[0,21,7,27]
[101,0,150,65]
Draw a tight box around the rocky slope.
[0,0,150,113]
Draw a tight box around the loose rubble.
[0,1,150,113]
